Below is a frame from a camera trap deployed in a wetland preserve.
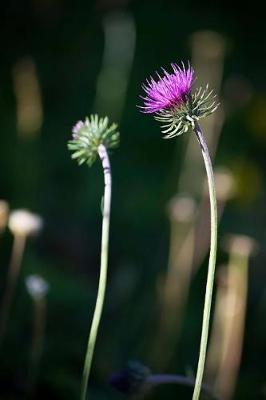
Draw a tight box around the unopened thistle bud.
[68,114,119,166]
[139,62,219,138]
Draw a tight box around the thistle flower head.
[68,114,119,166]
[139,62,219,138]
[140,63,194,114]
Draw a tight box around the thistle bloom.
[140,63,194,113]
[140,62,218,138]
[139,62,219,400]
[72,121,85,138]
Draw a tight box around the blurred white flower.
[223,234,258,258]
[8,209,42,237]
[25,275,49,299]
[0,200,9,233]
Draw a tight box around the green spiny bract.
[68,114,119,166]
[155,85,219,139]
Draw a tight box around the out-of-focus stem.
[28,296,46,395]
[80,144,112,400]
[178,31,225,196]
[151,196,196,368]
[205,266,227,384]
[192,122,218,400]
[213,235,255,399]
[0,234,26,343]
[94,12,136,121]
[0,200,9,234]
[13,57,43,137]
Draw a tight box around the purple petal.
[139,62,194,114]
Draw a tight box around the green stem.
[80,144,112,400]
[192,122,218,400]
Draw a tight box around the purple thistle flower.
[140,63,194,114]
[72,120,85,138]
[138,61,218,138]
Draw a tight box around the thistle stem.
[81,144,112,400]
[192,122,218,400]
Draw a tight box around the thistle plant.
[139,62,219,400]
[68,115,119,400]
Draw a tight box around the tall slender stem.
[0,233,26,343]
[192,122,218,400]
[80,144,112,400]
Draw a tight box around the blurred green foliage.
[0,0,266,399]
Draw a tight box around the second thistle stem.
[192,122,218,400]
[81,144,112,400]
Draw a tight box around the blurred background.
[1,0,266,399]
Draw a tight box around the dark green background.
[0,0,266,399]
